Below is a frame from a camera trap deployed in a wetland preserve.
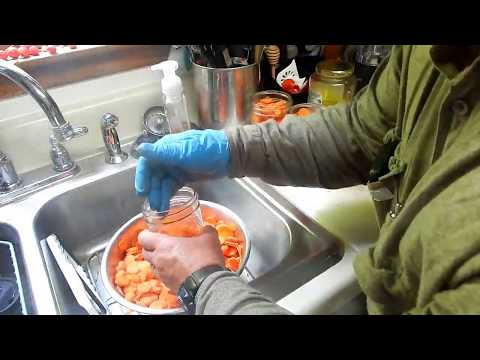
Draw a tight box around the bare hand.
[138,226,225,294]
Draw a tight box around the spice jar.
[142,187,203,236]
[289,103,322,117]
[251,90,293,124]
[308,60,356,108]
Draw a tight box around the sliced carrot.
[137,293,158,307]
[296,108,313,117]
[223,246,238,257]
[116,261,126,272]
[126,246,138,255]
[216,224,235,238]
[126,262,140,274]
[124,254,136,264]
[150,299,167,309]
[137,281,153,295]
[225,257,240,272]
[224,236,242,244]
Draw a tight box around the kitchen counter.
[271,185,378,314]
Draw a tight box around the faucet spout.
[0,60,87,141]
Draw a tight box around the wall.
[0,46,197,174]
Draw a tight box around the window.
[0,45,171,100]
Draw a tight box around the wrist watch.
[177,265,226,314]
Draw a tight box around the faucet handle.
[0,151,22,193]
[52,123,89,142]
[101,113,128,164]
[72,126,89,138]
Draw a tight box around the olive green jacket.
[196,45,480,315]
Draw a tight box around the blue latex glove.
[135,129,230,211]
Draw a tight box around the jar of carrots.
[250,90,293,124]
[142,187,203,236]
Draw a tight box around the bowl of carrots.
[101,200,250,315]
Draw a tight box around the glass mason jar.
[288,103,323,117]
[308,59,356,108]
[250,90,293,124]
[142,187,204,237]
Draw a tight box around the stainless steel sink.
[0,147,345,314]
[0,223,35,314]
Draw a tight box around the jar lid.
[315,60,354,80]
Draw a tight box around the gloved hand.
[135,129,230,211]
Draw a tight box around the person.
[135,45,480,315]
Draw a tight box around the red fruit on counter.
[28,46,39,56]
[7,47,19,59]
[0,50,7,60]
[46,46,57,55]
[18,46,30,58]
[281,78,301,94]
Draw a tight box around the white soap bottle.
[151,60,190,133]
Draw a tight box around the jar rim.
[142,187,200,225]
[253,90,293,101]
[315,59,354,79]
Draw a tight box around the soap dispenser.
[151,60,191,133]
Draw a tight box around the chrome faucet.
[0,60,88,142]
[0,60,88,201]
[101,113,128,164]
[0,151,22,193]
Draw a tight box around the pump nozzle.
[151,60,182,100]
[151,60,179,76]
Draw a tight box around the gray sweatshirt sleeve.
[195,271,291,315]
[225,46,403,188]
[195,47,404,315]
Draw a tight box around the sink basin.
[31,162,342,313]
[0,223,35,314]
[0,148,346,314]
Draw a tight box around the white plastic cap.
[151,60,182,98]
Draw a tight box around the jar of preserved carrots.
[250,90,293,124]
[142,187,203,236]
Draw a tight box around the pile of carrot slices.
[113,206,245,311]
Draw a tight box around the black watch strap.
[177,265,226,314]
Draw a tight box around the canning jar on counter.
[142,187,203,236]
[308,59,356,108]
[250,90,293,124]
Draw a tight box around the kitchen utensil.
[265,45,281,79]
[47,234,108,314]
[253,45,265,65]
[192,61,259,129]
[46,234,105,315]
[101,200,251,315]
[199,45,215,67]
[212,45,228,68]
[228,45,249,66]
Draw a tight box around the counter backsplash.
[0,64,198,175]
